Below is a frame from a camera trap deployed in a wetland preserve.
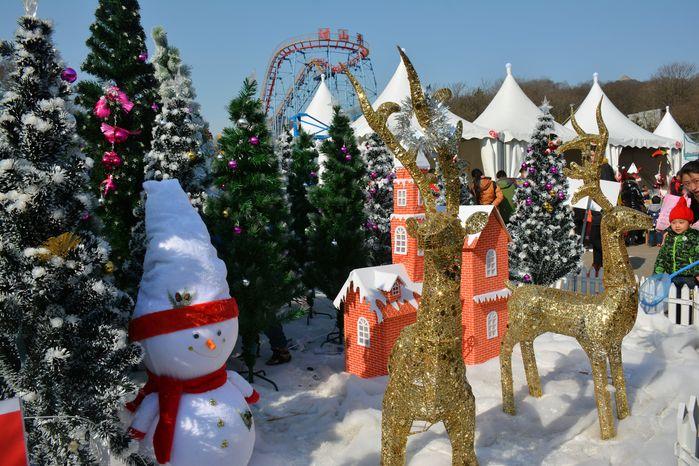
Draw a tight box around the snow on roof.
[654,106,699,154]
[473,287,511,304]
[333,263,420,322]
[473,63,575,143]
[454,205,511,247]
[301,75,334,137]
[351,55,492,158]
[566,73,676,149]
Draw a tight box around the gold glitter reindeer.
[344,48,486,466]
[499,100,653,439]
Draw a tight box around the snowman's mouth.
[190,347,222,359]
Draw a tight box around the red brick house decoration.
[335,166,511,378]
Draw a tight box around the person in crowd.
[620,170,647,245]
[587,155,616,270]
[647,195,664,247]
[678,160,699,221]
[653,197,699,288]
[495,170,516,223]
[264,323,291,365]
[471,168,503,207]
[670,175,684,196]
[515,167,528,187]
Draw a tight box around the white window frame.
[390,281,401,298]
[487,311,498,339]
[485,249,497,277]
[397,189,407,207]
[357,317,370,347]
[394,226,407,255]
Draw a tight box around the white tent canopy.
[566,73,676,172]
[654,106,699,171]
[351,56,491,141]
[300,74,334,138]
[473,64,575,177]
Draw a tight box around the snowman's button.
[221,439,229,449]
[209,398,218,406]
[217,419,225,428]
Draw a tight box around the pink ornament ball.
[370,171,378,179]
[233,226,243,235]
[523,274,532,283]
[341,145,348,154]
[101,151,122,170]
[523,181,530,188]
[61,67,77,83]
[310,171,317,178]
[528,167,536,174]
[525,197,533,206]
[557,191,566,200]
[228,160,238,170]
[550,166,559,174]
[138,52,148,62]
[151,103,159,112]
[345,154,352,161]
[545,182,553,190]
[249,136,260,146]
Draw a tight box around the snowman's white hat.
[130,179,237,341]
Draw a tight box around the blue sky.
[2,0,698,134]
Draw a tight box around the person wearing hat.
[653,197,699,288]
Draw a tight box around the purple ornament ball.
[523,274,532,283]
[228,160,238,170]
[233,226,243,235]
[521,162,528,169]
[525,197,533,206]
[345,154,352,161]
[528,167,536,174]
[138,52,148,62]
[249,136,260,146]
[61,67,77,83]
[557,191,566,200]
[341,145,348,154]
[545,182,553,190]
[549,166,559,174]
[523,181,530,188]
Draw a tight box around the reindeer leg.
[381,384,412,466]
[608,343,630,420]
[499,331,517,415]
[443,387,479,466]
[587,348,616,439]
[521,340,542,398]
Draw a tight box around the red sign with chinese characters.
[0,398,29,466]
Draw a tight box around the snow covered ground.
[246,297,699,466]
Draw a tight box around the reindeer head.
[342,47,487,249]
[560,100,652,233]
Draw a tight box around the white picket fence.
[552,267,698,327]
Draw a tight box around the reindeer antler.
[342,56,436,213]
[560,98,613,210]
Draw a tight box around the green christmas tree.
[206,79,296,380]
[286,130,320,301]
[361,134,394,265]
[75,0,158,295]
[308,108,369,336]
[0,13,141,464]
[508,101,583,285]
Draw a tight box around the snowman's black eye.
[193,333,200,339]
[217,330,222,336]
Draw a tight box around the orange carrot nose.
[206,339,217,351]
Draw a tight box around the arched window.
[390,281,401,298]
[487,311,498,339]
[485,249,497,277]
[357,317,370,347]
[394,226,407,255]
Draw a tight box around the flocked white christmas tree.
[144,26,213,210]
[0,10,142,464]
[361,133,394,265]
[508,100,583,285]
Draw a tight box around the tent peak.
[506,62,512,75]
[666,105,670,112]
[593,72,599,83]
[320,74,325,82]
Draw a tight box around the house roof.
[454,205,511,248]
[473,63,575,143]
[654,106,699,155]
[566,73,676,149]
[333,263,420,322]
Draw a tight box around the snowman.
[126,179,257,466]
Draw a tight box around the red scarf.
[127,366,228,464]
